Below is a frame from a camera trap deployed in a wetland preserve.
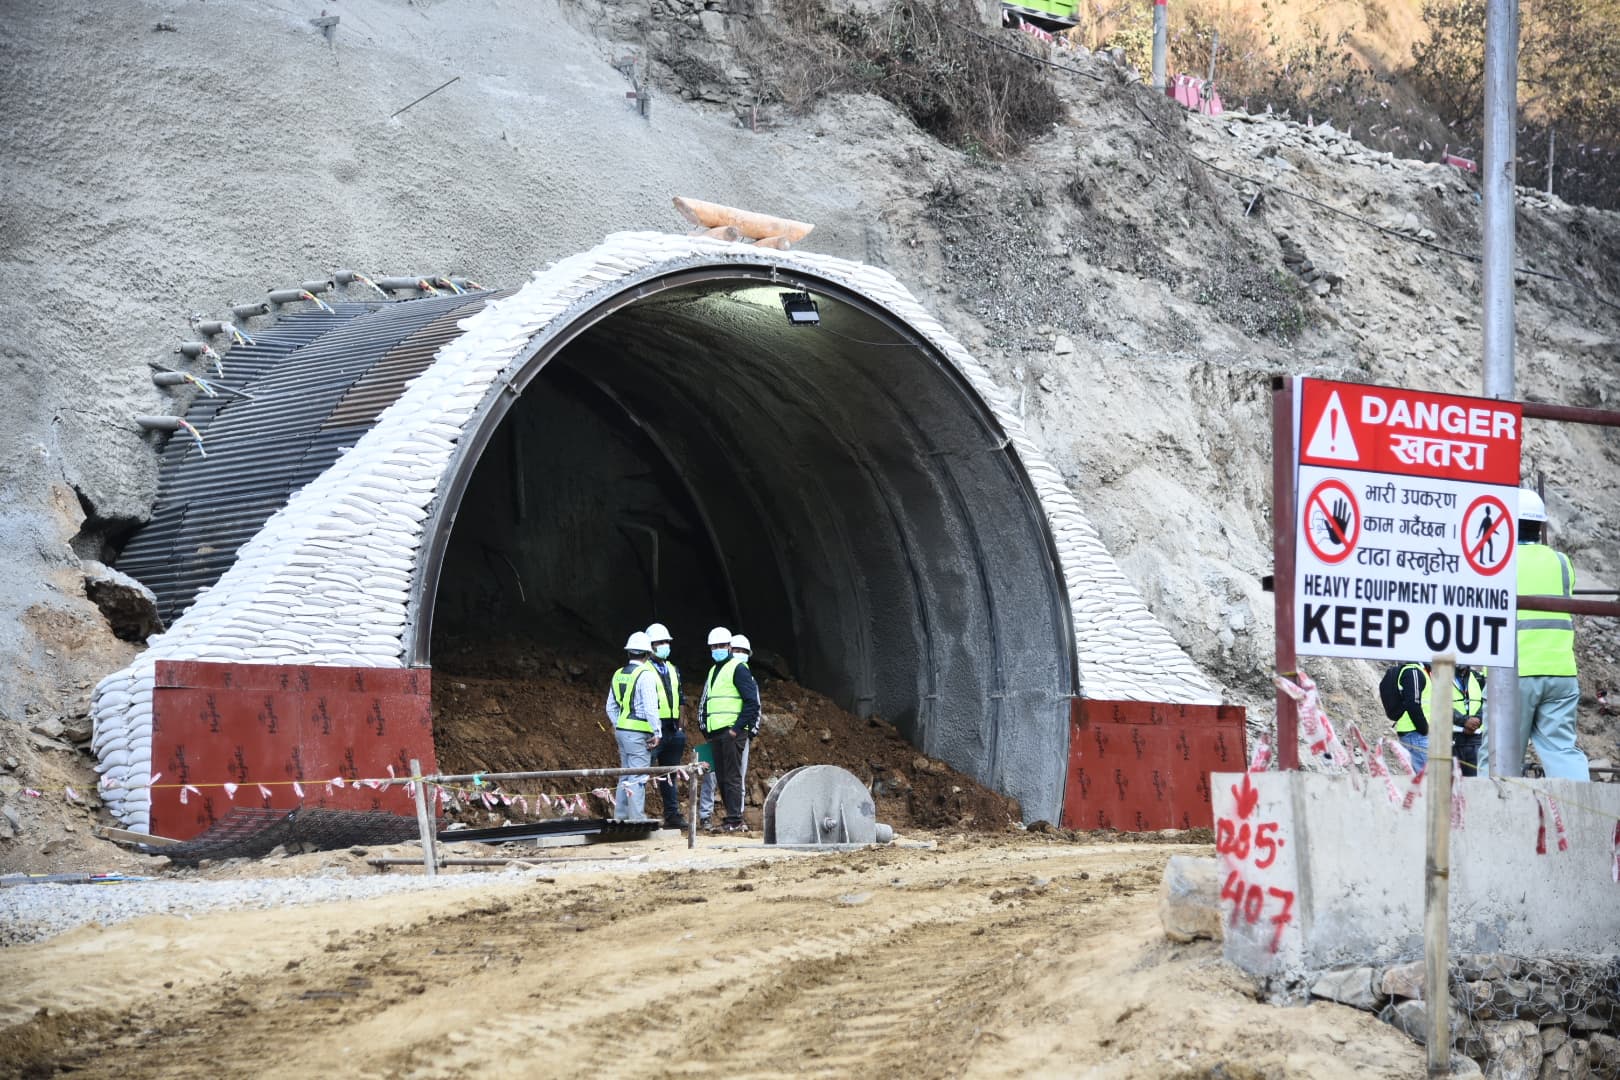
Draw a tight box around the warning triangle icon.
[1305,391,1359,461]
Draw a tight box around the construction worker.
[698,633,757,827]
[1452,664,1487,777]
[644,622,689,830]
[700,626,760,832]
[1390,660,1432,773]
[605,630,660,821]
[1515,490,1590,780]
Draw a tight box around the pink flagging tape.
[223,782,238,800]
[1537,800,1548,855]
[1401,768,1425,811]
[1548,795,1569,852]
[258,784,273,801]
[1612,823,1619,883]
[1248,734,1273,772]
[1368,739,1402,804]
[1387,738,1417,776]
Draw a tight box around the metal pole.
[1272,377,1301,769]
[409,758,438,878]
[1546,127,1555,197]
[1424,656,1456,1076]
[403,765,696,785]
[1481,0,1520,778]
[1152,0,1168,91]
[1204,29,1219,110]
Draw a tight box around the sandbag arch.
[89,232,1219,831]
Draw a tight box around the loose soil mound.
[430,645,1019,832]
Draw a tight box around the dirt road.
[3,837,1422,1078]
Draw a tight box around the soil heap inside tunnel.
[430,637,1019,832]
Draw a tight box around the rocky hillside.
[2,0,1617,862]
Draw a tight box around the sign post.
[1290,379,1523,668]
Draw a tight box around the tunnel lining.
[403,263,1079,701]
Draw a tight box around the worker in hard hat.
[1513,489,1590,780]
[644,622,689,830]
[1451,663,1487,777]
[605,630,661,821]
[697,632,757,828]
[699,627,760,832]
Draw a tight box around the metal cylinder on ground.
[135,415,183,431]
[193,320,226,336]
[231,301,269,320]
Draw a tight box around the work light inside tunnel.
[780,291,820,326]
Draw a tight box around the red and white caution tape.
[1247,734,1273,772]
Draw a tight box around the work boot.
[665,816,690,831]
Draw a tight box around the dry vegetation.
[735,0,1065,157]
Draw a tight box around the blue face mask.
[711,647,730,662]
[654,645,671,660]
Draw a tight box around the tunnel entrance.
[422,269,1078,809]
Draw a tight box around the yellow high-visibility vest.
[703,658,744,733]
[611,664,654,733]
[1518,543,1577,677]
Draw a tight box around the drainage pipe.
[373,276,435,292]
[231,301,270,320]
[135,415,183,431]
[193,320,227,336]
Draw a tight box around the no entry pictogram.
[1461,494,1514,576]
[1302,478,1359,564]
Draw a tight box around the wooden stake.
[688,764,701,851]
[1425,655,1455,1076]
[409,758,437,878]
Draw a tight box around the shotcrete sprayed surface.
[1,838,1425,1078]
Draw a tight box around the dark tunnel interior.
[424,273,1079,818]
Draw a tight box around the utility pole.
[1482,0,1521,777]
[1546,127,1555,197]
[1152,0,1167,91]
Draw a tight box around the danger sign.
[1292,379,1522,665]
[1299,381,1522,486]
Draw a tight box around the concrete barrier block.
[1310,965,1385,1010]
[1158,854,1221,942]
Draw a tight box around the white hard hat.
[707,626,733,646]
[625,631,653,653]
[1518,488,1547,523]
[729,634,752,653]
[646,622,672,642]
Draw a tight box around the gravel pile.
[0,871,514,946]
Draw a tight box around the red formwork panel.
[1060,698,1247,832]
[151,661,436,840]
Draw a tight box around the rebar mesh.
[156,807,428,865]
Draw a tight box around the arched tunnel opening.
[421,270,1079,819]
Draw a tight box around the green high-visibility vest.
[703,657,744,733]
[1452,668,1486,734]
[611,663,654,733]
[1393,663,1427,734]
[648,662,681,721]
[1518,543,1577,677]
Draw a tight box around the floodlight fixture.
[780,291,820,326]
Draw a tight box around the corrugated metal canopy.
[118,291,498,625]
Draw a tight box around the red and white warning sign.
[1293,379,1523,665]
[1299,380,1521,485]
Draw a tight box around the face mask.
[654,645,671,660]
[711,647,731,662]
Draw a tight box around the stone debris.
[1309,965,1385,1011]
[1157,854,1220,943]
